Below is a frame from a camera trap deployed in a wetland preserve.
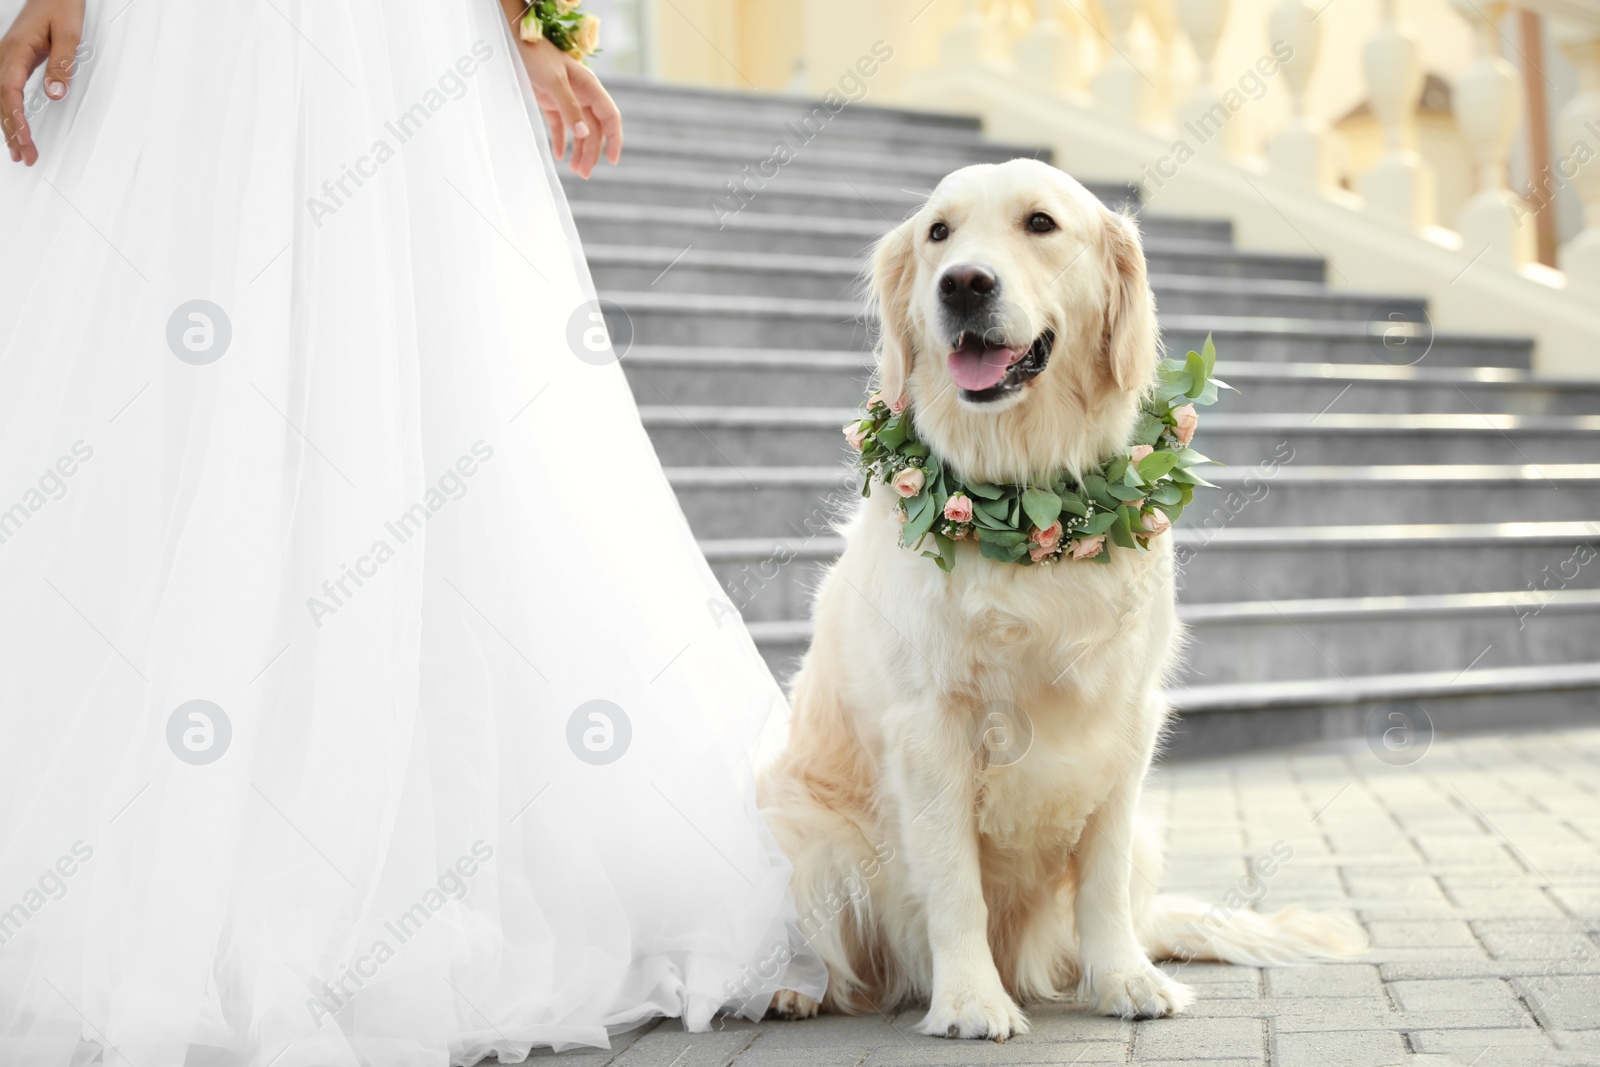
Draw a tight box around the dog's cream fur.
[757,160,1365,1040]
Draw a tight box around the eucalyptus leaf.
[1109,506,1138,549]
[902,493,937,545]
[1083,511,1118,535]
[1108,484,1145,502]
[1201,333,1216,376]
[1184,350,1207,399]
[1133,412,1166,446]
[1149,483,1182,506]
[1105,455,1130,483]
[1021,487,1062,531]
[964,481,1005,500]
[876,416,909,450]
[1058,490,1089,517]
[1137,451,1180,481]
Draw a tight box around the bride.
[0,1,824,1064]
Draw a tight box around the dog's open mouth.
[946,329,1055,402]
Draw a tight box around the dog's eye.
[928,222,949,242]
[1027,212,1057,234]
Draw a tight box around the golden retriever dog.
[757,159,1364,1040]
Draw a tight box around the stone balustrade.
[930,0,1600,294]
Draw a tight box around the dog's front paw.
[917,982,1029,1042]
[769,989,821,1020]
[1081,962,1194,1020]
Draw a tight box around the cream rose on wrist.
[569,13,601,59]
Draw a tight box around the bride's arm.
[0,0,83,166]
[498,0,622,179]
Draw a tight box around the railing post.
[1267,0,1335,192]
[1174,0,1250,160]
[1451,0,1534,267]
[943,0,1009,68]
[1360,0,1437,230]
[1555,25,1600,290]
[1016,0,1084,97]
[1094,0,1161,126]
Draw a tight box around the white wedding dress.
[0,2,824,1064]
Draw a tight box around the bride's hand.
[501,4,622,179]
[0,0,83,166]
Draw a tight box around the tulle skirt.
[0,2,823,1063]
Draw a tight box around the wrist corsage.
[519,1,602,61]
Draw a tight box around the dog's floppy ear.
[1101,209,1158,392]
[868,219,918,407]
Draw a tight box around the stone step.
[600,291,1529,367]
[637,406,1600,466]
[1179,587,1600,686]
[665,464,1600,538]
[570,203,1311,275]
[1163,661,1600,759]
[743,588,1600,687]
[562,165,1144,224]
[596,111,1040,158]
[556,134,1064,190]
[620,347,1600,415]
[604,76,989,133]
[588,244,1363,305]
[702,522,1600,622]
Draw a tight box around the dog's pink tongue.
[947,345,1020,392]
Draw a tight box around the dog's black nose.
[938,263,1000,314]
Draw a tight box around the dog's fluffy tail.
[1138,895,1369,967]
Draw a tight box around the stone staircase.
[563,79,1600,758]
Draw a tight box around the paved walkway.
[531,726,1600,1067]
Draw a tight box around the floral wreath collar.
[846,336,1226,571]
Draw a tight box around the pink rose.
[943,494,973,522]
[1029,542,1058,562]
[867,391,883,408]
[890,467,925,497]
[1070,535,1105,560]
[843,424,867,450]
[1130,444,1154,464]
[1172,403,1198,447]
[1030,521,1063,550]
[890,395,909,415]
[1141,509,1172,536]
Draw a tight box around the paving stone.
[730,1046,870,1067]
[1263,964,1385,999]
[1470,919,1600,962]
[1365,920,1484,950]
[1386,978,1521,1012]
[1133,1017,1264,1061]
[612,1029,754,1067]
[860,1041,1127,1065]
[1512,973,1600,1030]
[1271,1029,1407,1067]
